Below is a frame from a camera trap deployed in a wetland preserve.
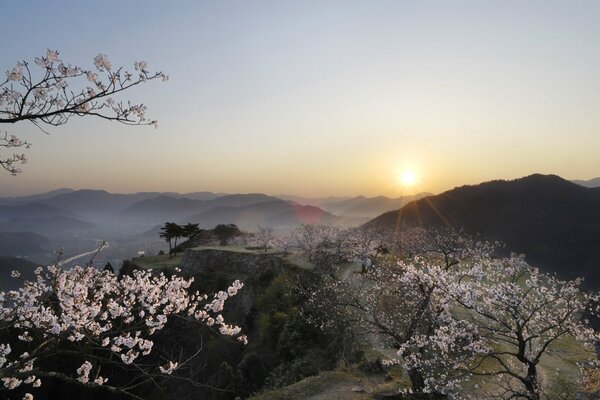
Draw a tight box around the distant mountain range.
[572,177,600,188]
[4,178,600,287]
[0,188,75,205]
[120,193,285,225]
[0,203,78,221]
[0,216,95,234]
[38,190,165,217]
[321,193,432,218]
[184,199,341,230]
[0,189,400,233]
[0,189,381,244]
[367,174,600,288]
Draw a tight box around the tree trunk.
[523,364,540,400]
[407,368,426,393]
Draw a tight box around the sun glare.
[399,169,417,187]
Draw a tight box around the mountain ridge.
[367,174,600,287]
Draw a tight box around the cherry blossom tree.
[294,224,327,262]
[342,226,392,272]
[451,254,600,400]
[321,225,352,262]
[271,231,296,256]
[0,265,246,399]
[0,49,167,174]
[251,226,274,252]
[307,228,489,394]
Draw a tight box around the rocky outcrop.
[181,248,294,323]
[181,248,288,276]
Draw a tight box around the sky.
[1,0,599,198]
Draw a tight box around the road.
[58,240,110,266]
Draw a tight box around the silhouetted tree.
[183,223,201,240]
[103,262,114,273]
[171,223,185,256]
[160,222,178,257]
[214,224,240,246]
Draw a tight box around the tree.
[252,226,274,252]
[182,223,201,241]
[159,222,176,257]
[451,254,599,400]
[0,266,246,399]
[307,229,488,394]
[321,225,352,262]
[343,226,391,273]
[103,262,114,273]
[272,232,296,257]
[1,49,167,175]
[294,224,327,262]
[171,224,185,256]
[161,223,201,257]
[213,224,240,246]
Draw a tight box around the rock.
[351,385,365,392]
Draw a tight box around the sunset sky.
[1,1,599,198]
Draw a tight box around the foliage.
[159,222,200,257]
[213,224,241,246]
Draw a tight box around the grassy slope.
[130,253,184,269]
[249,368,406,400]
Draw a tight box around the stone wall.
[181,248,288,276]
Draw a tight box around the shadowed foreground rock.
[374,390,447,400]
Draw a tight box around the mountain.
[0,256,41,291]
[275,195,353,206]
[367,174,600,287]
[122,193,283,225]
[572,177,600,188]
[179,191,222,201]
[0,216,95,234]
[184,199,341,230]
[0,203,77,221]
[321,193,432,218]
[0,231,50,256]
[38,190,178,217]
[206,193,281,208]
[122,196,208,220]
[0,188,75,205]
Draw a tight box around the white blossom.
[0,265,245,393]
[159,361,178,375]
[76,361,93,383]
[93,53,112,71]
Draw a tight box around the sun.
[399,169,417,187]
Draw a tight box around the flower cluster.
[0,266,246,398]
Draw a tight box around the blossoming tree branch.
[0,49,168,174]
[0,266,246,400]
